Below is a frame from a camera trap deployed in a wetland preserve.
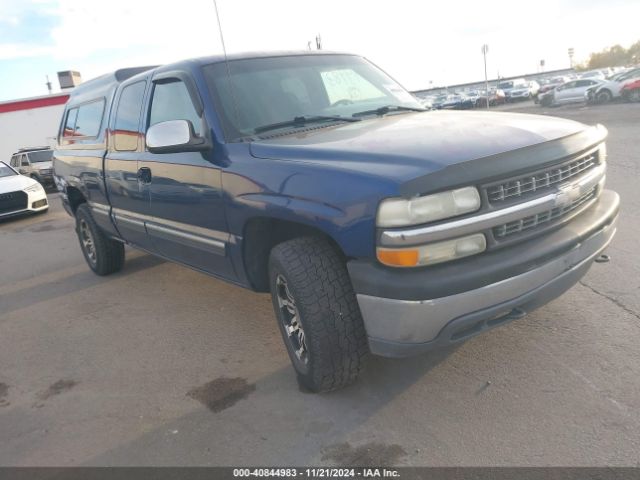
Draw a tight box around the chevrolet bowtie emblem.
[554,184,582,208]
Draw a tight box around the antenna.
[212,0,241,129]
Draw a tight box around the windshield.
[498,81,513,89]
[0,162,17,178]
[203,54,423,140]
[27,150,53,163]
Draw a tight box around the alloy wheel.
[79,219,97,266]
[275,274,308,365]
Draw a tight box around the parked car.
[535,77,570,103]
[441,94,474,110]
[430,93,449,109]
[541,78,604,106]
[580,70,607,81]
[8,147,54,186]
[475,88,506,107]
[0,161,48,219]
[54,51,618,392]
[621,78,640,102]
[497,78,527,102]
[590,68,640,103]
[464,90,481,104]
[508,81,540,101]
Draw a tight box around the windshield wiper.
[351,105,426,118]
[254,115,360,135]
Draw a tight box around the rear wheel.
[268,236,369,392]
[75,204,125,275]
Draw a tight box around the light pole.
[568,47,575,68]
[481,44,489,109]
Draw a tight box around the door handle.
[137,167,152,184]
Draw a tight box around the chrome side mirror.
[146,120,209,154]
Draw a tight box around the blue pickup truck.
[53,51,619,392]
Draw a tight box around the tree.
[628,41,640,64]
[587,44,626,68]
[585,41,640,69]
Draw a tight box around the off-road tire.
[75,203,125,276]
[269,236,369,392]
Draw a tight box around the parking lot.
[1,101,639,467]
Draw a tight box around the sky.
[1,0,639,101]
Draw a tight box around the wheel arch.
[66,186,87,214]
[242,216,347,292]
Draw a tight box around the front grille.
[0,190,28,215]
[493,186,598,239]
[40,169,52,175]
[487,152,598,203]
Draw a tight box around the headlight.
[377,186,481,227]
[24,183,44,193]
[377,233,487,267]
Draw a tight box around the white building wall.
[0,104,65,161]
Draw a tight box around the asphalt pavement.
[0,101,639,467]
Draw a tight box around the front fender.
[232,192,375,258]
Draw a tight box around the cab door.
[104,77,156,250]
[137,72,235,280]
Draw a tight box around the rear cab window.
[61,99,105,140]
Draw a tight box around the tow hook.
[595,254,610,264]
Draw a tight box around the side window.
[63,108,78,137]
[20,155,29,166]
[149,80,201,135]
[74,100,105,137]
[10,156,17,167]
[62,101,104,138]
[114,81,146,151]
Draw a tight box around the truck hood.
[249,110,587,183]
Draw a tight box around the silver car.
[547,79,603,106]
[8,147,54,186]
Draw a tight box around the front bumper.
[349,190,619,357]
[0,188,48,219]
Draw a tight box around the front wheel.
[596,89,612,103]
[626,89,640,103]
[75,204,125,275]
[269,237,369,392]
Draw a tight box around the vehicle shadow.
[0,253,165,317]
[84,344,459,466]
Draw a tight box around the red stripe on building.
[0,95,70,113]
